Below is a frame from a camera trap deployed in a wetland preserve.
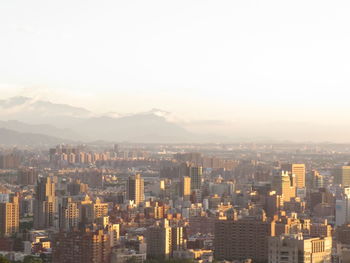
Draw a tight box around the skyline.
[1,95,350,143]
[1,1,350,263]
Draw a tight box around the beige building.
[281,163,306,189]
[214,213,275,262]
[171,226,186,255]
[79,195,108,225]
[0,195,19,237]
[108,223,120,247]
[93,197,108,220]
[146,219,185,259]
[59,197,80,231]
[268,234,332,263]
[272,171,296,202]
[127,174,144,206]
[292,164,306,189]
[335,166,350,186]
[146,219,172,259]
[52,229,111,263]
[34,177,57,229]
[180,176,191,200]
[311,170,324,189]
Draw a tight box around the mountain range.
[0,96,206,145]
[1,96,348,146]
[0,128,72,146]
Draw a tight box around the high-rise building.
[113,144,119,154]
[107,223,120,247]
[171,226,185,255]
[336,187,350,226]
[58,197,80,232]
[174,153,202,165]
[147,219,172,259]
[78,195,108,226]
[18,167,38,185]
[80,195,94,225]
[78,152,85,163]
[336,224,350,245]
[180,176,191,200]
[335,166,350,186]
[0,194,9,203]
[268,233,332,263]
[85,153,92,163]
[0,195,19,237]
[87,169,103,188]
[0,153,21,169]
[147,219,186,259]
[311,170,324,189]
[273,212,302,236]
[272,171,296,202]
[189,166,203,190]
[269,234,299,263]
[127,174,144,206]
[309,188,334,213]
[67,179,88,196]
[281,163,306,189]
[52,229,111,263]
[93,197,108,221]
[309,220,332,238]
[265,191,283,217]
[292,164,306,189]
[34,177,57,229]
[214,213,275,262]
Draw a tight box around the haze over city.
[3,2,350,263]
[1,0,350,142]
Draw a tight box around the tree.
[126,257,139,263]
[0,255,10,263]
[23,256,43,263]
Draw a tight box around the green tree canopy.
[23,256,43,263]
[0,255,10,263]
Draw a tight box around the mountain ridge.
[0,128,74,146]
[0,96,211,143]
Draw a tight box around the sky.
[1,0,350,124]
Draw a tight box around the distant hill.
[0,97,201,143]
[0,96,91,118]
[0,128,73,146]
[72,113,194,143]
[0,120,82,141]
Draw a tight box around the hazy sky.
[1,0,350,123]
